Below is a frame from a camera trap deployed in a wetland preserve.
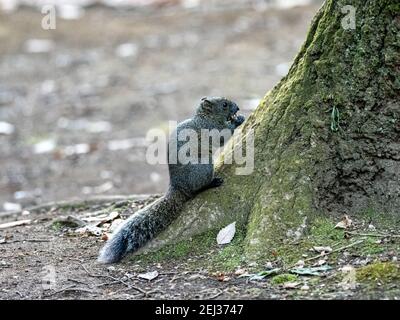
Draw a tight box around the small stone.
[3,202,21,211]
[234,268,246,275]
[0,121,15,135]
[295,260,305,267]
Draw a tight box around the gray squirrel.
[98,97,245,263]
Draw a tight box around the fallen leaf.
[247,268,281,281]
[283,282,300,289]
[317,259,327,266]
[335,215,352,229]
[82,211,120,226]
[217,222,236,245]
[313,246,332,253]
[234,268,246,276]
[75,225,103,236]
[215,273,230,282]
[101,233,109,241]
[290,265,332,276]
[138,271,159,281]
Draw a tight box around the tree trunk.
[142,0,400,261]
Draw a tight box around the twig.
[79,263,148,296]
[44,285,95,297]
[0,219,31,229]
[345,230,400,238]
[95,280,121,287]
[286,239,365,270]
[1,238,52,244]
[209,289,223,300]
[67,278,89,286]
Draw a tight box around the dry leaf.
[313,246,332,253]
[216,273,230,282]
[75,225,103,236]
[217,222,236,245]
[138,271,159,281]
[109,219,124,233]
[335,215,352,229]
[234,268,246,276]
[317,259,327,266]
[283,282,300,289]
[101,233,109,241]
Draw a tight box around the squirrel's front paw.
[209,177,224,188]
[235,115,245,126]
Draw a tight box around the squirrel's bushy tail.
[98,188,190,264]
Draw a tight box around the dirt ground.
[0,196,399,300]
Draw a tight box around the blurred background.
[0,0,322,211]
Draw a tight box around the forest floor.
[0,196,399,300]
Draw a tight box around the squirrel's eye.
[223,102,228,108]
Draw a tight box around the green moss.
[51,221,65,231]
[360,237,385,255]
[133,229,216,264]
[356,262,400,283]
[212,227,246,271]
[310,218,345,242]
[271,273,298,285]
[132,226,246,272]
[359,208,399,229]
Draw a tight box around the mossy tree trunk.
[143,0,400,261]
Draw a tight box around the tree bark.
[142,0,400,261]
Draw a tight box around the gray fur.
[98,97,244,264]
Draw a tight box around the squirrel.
[98,97,245,263]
